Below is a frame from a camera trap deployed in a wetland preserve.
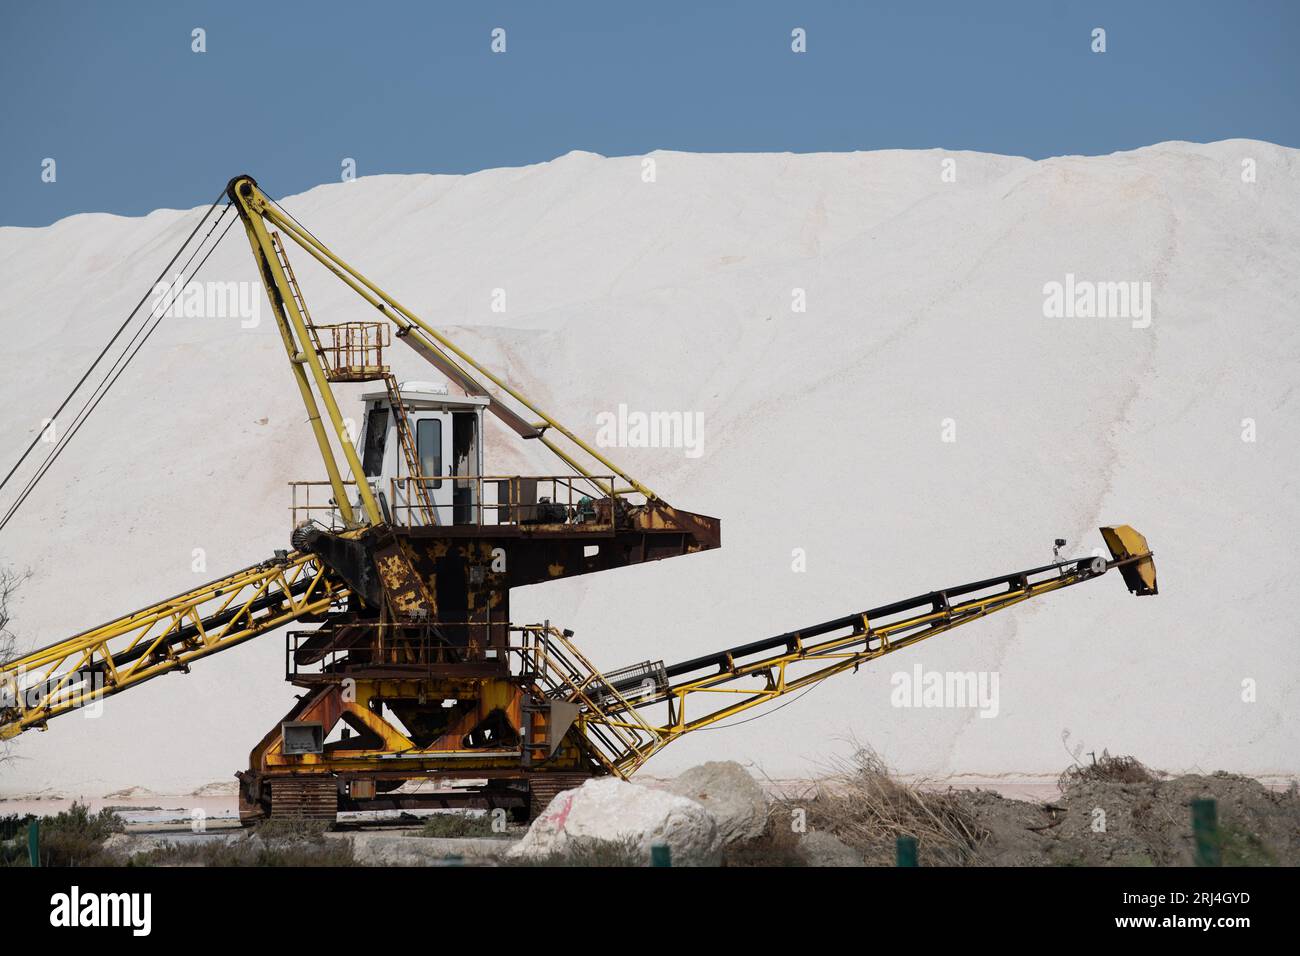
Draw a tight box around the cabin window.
[362,407,389,477]
[417,418,443,488]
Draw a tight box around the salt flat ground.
[0,142,1297,796]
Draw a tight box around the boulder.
[667,761,770,845]
[509,777,720,866]
[797,830,864,867]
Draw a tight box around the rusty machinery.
[0,177,1158,822]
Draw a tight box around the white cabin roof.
[360,380,489,410]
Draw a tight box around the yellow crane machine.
[0,176,1158,821]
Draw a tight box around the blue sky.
[2,0,1297,226]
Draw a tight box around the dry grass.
[778,745,985,865]
[502,835,648,867]
[418,812,508,839]
[721,826,806,867]
[1058,751,1158,792]
[129,818,356,867]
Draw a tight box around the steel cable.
[0,204,238,535]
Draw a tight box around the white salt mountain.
[0,142,1296,796]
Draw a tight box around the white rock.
[798,830,864,867]
[508,777,720,866]
[667,761,770,845]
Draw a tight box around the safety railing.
[289,475,630,531]
[313,321,389,382]
[284,620,667,775]
[388,474,617,529]
[510,624,667,776]
[286,621,511,679]
[289,480,360,531]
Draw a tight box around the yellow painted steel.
[0,551,349,740]
[555,534,1158,776]
[0,528,1156,778]
[1101,524,1158,595]
[259,678,526,772]
[254,192,657,501]
[229,179,383,526]
[235,215,358,526]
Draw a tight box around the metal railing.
[290,479,360,531]
[284,621,667,775]
[510,623,666,776]
[286,621,511,679]
[389,474,616,529]
[314,321,390,382]
[289,475,628,531]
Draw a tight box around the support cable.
[0,189,227,500]
[0,207,237,535]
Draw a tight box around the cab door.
[413,412,454,525]
[450,410,480,524]
[357,402,392,522]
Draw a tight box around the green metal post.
[27,819,39,867]
[1192,798,1220,867]
[650,843,672,867]
[896,834,918,867]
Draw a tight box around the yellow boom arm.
[226,175,657,508]
[0,551,349,740]
[540,526,1157,776]
[0,527,1154,760]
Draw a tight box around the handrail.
[288,474,626,531]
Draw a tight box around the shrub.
[776,746,984,865]
[418,813,504,839]
[1059,751,1158,791]
[0,802,127,867]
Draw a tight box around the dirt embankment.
[769,751,1299,867]
[963,772,1297,867]
[7,753,1295,867]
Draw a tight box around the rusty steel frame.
[0,549,353,740]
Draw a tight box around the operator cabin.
[355,380,486,526]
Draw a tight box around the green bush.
[0,802,126,867]
[0,813,36,841]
